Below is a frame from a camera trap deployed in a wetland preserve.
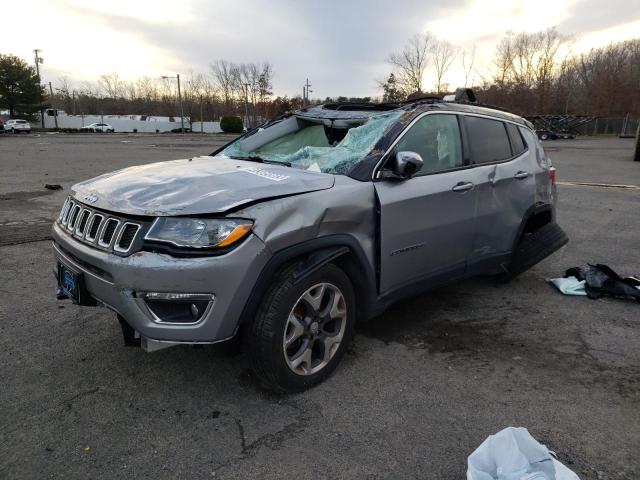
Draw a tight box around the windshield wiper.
[246,155,292,167]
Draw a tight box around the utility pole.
[48,82,58,129]
[634,124,640,162]
[304,78,312,106]
[243,82,250,129]
[34,49,45,127]
[177,73,184,134]
[161,74,185,133]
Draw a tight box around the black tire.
[540,133,548,140]
[244,262,356,393]
[501,223,568,281]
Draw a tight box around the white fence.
[39,115,221,133]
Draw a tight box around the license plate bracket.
[57,262,94,305]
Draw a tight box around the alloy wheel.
[283,282,347,375]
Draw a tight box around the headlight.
[145,218,253,249]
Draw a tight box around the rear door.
[374,113,481,294]
[463,115,536,265]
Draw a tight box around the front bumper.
[52,222,271,342]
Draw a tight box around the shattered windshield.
[221,111,402,175]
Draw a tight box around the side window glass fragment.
[392,114,463,175]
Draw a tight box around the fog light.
[138,292,214,324]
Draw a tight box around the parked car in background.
[5,119,31,133]
[81,123,115,133]
[52,90,567,392]
[536,129,575,141]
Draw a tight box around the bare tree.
[494,32,517,86]
[534,28,571,111]
[432,39,457,93]
[388,33,434,95]
[210,59,236,113]
[98,73,124,99]
[124,81,138,101]
[461,44,476,87]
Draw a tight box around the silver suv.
[52,93,567,392]
[5,119,31,133]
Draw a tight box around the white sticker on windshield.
[238,166,290,182]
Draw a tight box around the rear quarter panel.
[521,127,553,207]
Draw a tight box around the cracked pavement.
[0,134,638,479]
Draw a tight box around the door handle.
[452,181,474,192]
[514,171,530,180]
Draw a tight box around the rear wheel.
[245,262,355,393]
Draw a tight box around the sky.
[3,0,640,98]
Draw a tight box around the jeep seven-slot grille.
[86,214,103,241]
[57,196,144,254]
[76,210,90,235]
[100,219,118,245]
[116,223,140,251]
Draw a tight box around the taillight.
[549,167,557,184]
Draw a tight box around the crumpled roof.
[295,104,404,121]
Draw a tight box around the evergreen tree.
[0,54,44,118]
[382,73,404,102]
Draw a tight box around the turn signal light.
[215,223,253,248]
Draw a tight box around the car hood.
[71,155,335,216]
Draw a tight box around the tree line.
[52,61,277,126]
[381,29,640,117]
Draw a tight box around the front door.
[374,113,480,294]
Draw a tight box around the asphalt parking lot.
[1,133,638,479]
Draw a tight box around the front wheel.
[244,262,355,393]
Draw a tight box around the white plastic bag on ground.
[467,427,580,480]
[549,276,587,296]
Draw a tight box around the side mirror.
[389,151,423,179]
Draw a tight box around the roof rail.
[317,88,520,116]
[322,103,400,112]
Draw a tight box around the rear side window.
[465,116,512,164]
[506,123,526,155]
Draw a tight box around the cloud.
[3,0,639,97]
